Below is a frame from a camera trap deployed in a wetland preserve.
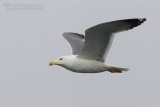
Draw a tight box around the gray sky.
[0,0,159,107]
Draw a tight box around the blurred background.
[0,0,159,107]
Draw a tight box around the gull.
[49,18,146,73]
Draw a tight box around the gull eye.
[59,58,63,60]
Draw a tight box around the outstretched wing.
[78,18,146,62]
[62,32,85,55]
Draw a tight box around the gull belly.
[61,56,109,73]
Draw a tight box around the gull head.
[49,55,76,66]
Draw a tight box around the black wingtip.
[122,18,146,30]
[138,18,146,23]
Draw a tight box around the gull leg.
[109,68,122,73]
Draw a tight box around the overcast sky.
[0,0,159,107]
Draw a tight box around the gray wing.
[78,18,146,62]
[62,32,85,55]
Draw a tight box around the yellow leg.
[109,69,122,73]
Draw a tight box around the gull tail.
[108,66,129,73]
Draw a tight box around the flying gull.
[49,18,146,73]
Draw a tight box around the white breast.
[63,56,108,73]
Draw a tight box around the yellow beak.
[49,62,57,66]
